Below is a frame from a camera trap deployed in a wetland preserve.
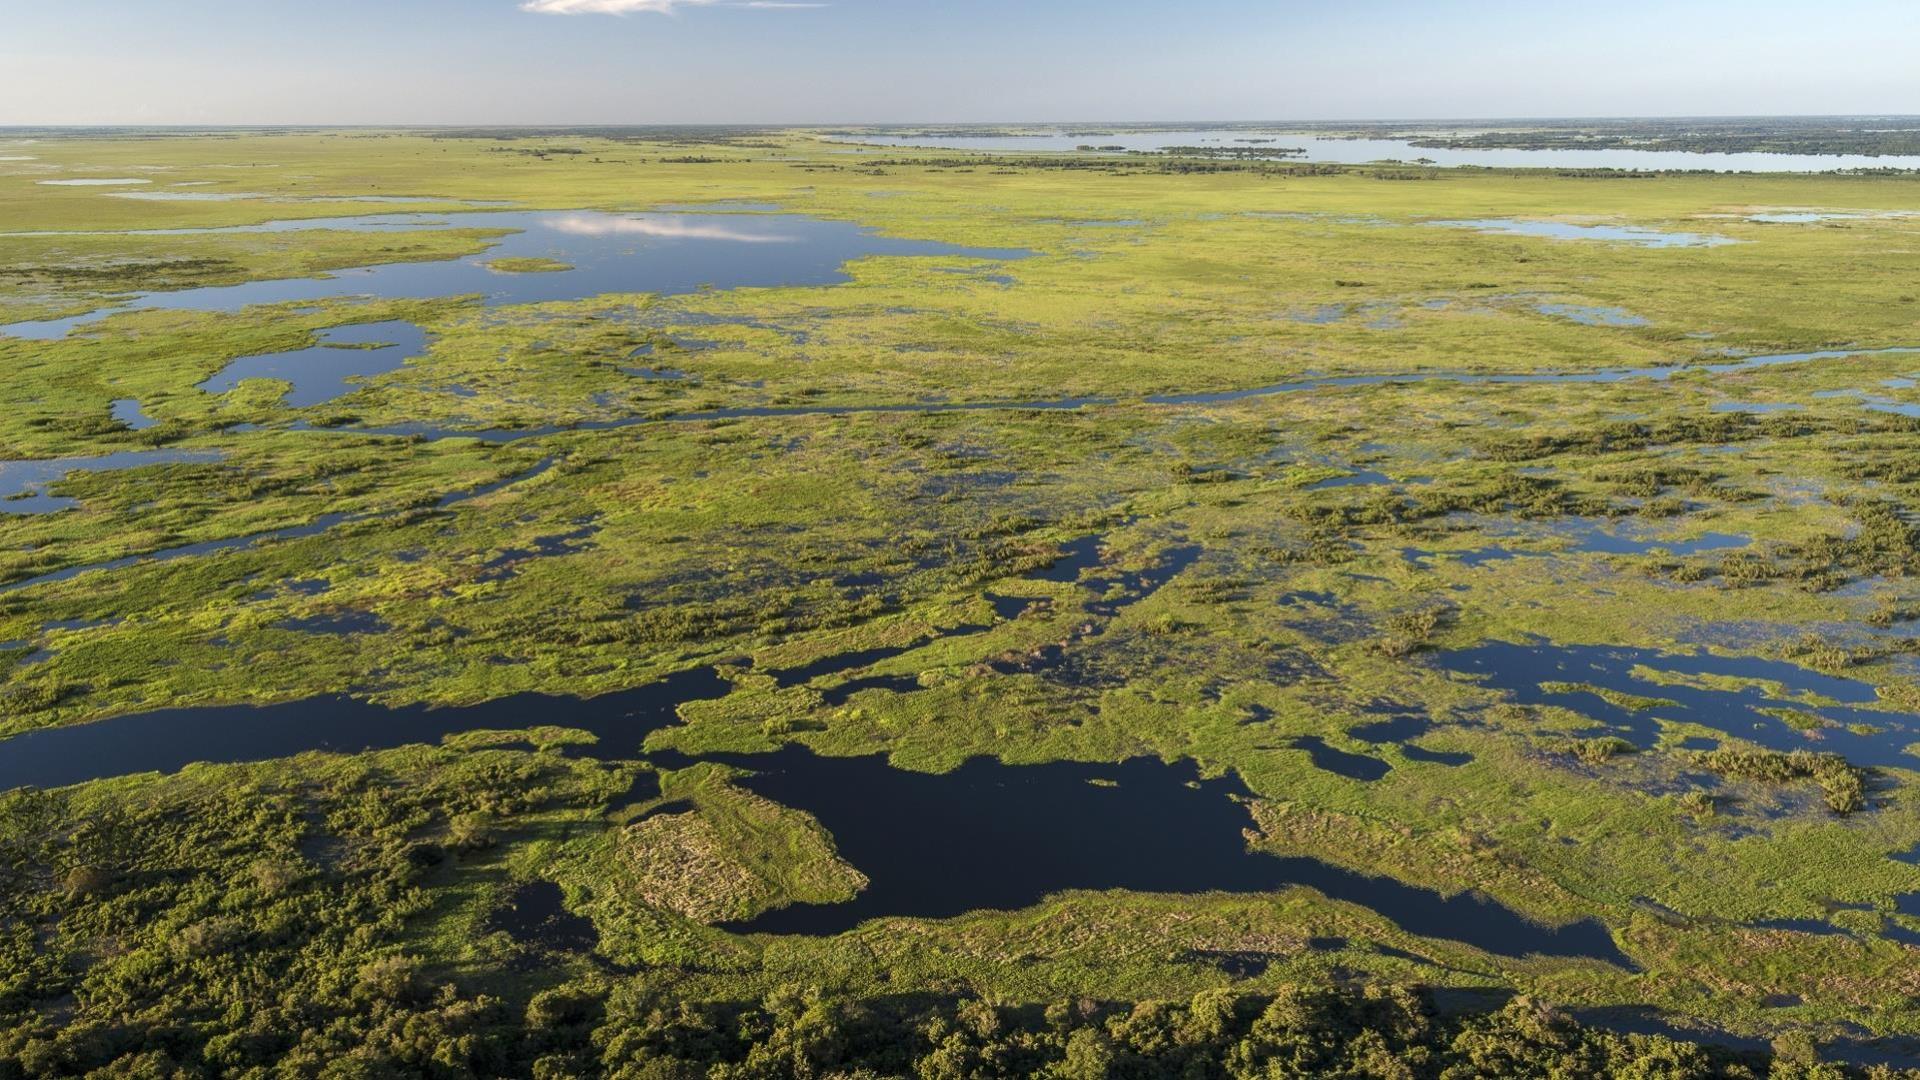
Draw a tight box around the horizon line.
[5,113,1920,131]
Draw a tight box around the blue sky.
[3,0,1917,124]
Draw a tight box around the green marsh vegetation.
[3,129,1920,1073]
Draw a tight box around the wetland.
[5,124,1920,1074]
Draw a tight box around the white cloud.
[549,214,798,243]
[522,0,823,13]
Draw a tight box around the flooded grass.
[6,129,1920,1058]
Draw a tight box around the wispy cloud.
[549,214,798,243]
[522,0,824,13]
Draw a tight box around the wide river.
[835,129,1920,172]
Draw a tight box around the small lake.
[197,320,429,407]
[0,666,1626,964]
[708,745,1626,963]
[835,130,1920,173]
[0,210,1031,340]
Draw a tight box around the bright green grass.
[3,131,1920,1054]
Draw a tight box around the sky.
[3,0,1918,125]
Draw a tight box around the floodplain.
[4,127,1920,1074]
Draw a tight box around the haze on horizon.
[3,0,1918,127]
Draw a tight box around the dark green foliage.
[1573,736,1640,766]
[4,977,1790,1078]
[1690,748,1868,815]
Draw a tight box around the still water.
[837,130,1920,173]
[0,210,1030,340]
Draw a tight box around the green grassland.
[4,130,1920,1074]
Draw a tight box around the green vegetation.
[487,256,573,274]
[4,128,1920,1071]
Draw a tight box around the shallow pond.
[1437,639,1917,767]
[1289,735,1392,781]
[110,398,158,431]
[198,320,429,407]
[1427,219,1734,248]
[1407,517,1752,565]
[487,880,600,951]
[0,449,226,515]
[0,210,1031,340]
[274,610,391,636]
[1536,302,1649,327]
[1747,210,1918,224]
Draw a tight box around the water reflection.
[1428,219,1735,248]
[1438,639,1917,767]
[713,746,1627,962]
[198,320,429,407]
[0,210,1031,340]
[836,129,1920,172]
[0,450,226,515]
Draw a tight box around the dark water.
[1032,534,1106,582]
[1402,745,1475,766]
[487,880,599,951]
[1346,714,1475,766]
[0,654,1626,961]
[771,642,944,688]
[713,747,1627,963]
[0,449,226,515]
[1575,1004,1920,1070]
[1437,639,1917,767]
[817,673,923,707]
[0,210,1030,340]
[0,667,731,792]
[1349,714,1433,743]
[1289,736,1392,781]
[477,523,600,583]
[769,539,1129,699]
[198,320,429,407]
[274,610,391,636]
[988,541,1204,684]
